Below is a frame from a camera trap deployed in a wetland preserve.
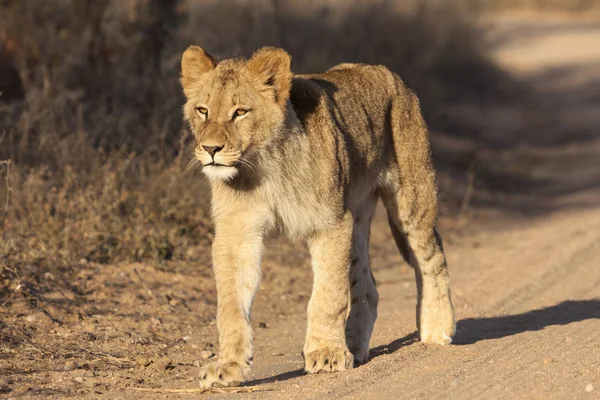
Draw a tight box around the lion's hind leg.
[380,92,455,345]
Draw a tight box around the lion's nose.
[202,145,223,157]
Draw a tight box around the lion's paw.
[304,347,354,374]
[419,301,455,345]
[199,361,245,388]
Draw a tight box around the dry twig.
[1,266,21,309]
[0,159,11,226]
[133,268,161,306]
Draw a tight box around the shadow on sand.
[246,299,600,386]
[454,299,600,345]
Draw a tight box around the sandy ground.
[1,15,599,400]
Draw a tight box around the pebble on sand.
[64,360,77,371]
[200,350,213,359]
[135,357,150,367]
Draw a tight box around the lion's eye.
[196,107,208,117]
[233,109,248,119]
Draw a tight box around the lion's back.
[291,64,413,175]
[295,63,415,138]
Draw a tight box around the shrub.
[0,0,504,273]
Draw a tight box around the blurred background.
[1,0,598,268]
[1,0,599,396]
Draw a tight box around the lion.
[180,45,456,388]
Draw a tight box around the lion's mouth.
[202,162,238,181]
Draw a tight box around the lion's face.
[181,46,292,181]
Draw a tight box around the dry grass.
[0,0,506,285]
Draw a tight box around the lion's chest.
[267,188,338,241]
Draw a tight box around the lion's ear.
[181,45,216,95]
[247,47,292,107]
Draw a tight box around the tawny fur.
[180,46,456,388]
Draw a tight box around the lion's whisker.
[185,158,200,175]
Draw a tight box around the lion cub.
[180,46,455,388]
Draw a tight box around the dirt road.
[2,15,599,400]
[242,15,600,400]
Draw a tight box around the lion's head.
[181,46,292,181]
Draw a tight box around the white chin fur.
[202,165,238,181]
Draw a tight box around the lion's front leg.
[304,213,354,374]
[199,218,264,388]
